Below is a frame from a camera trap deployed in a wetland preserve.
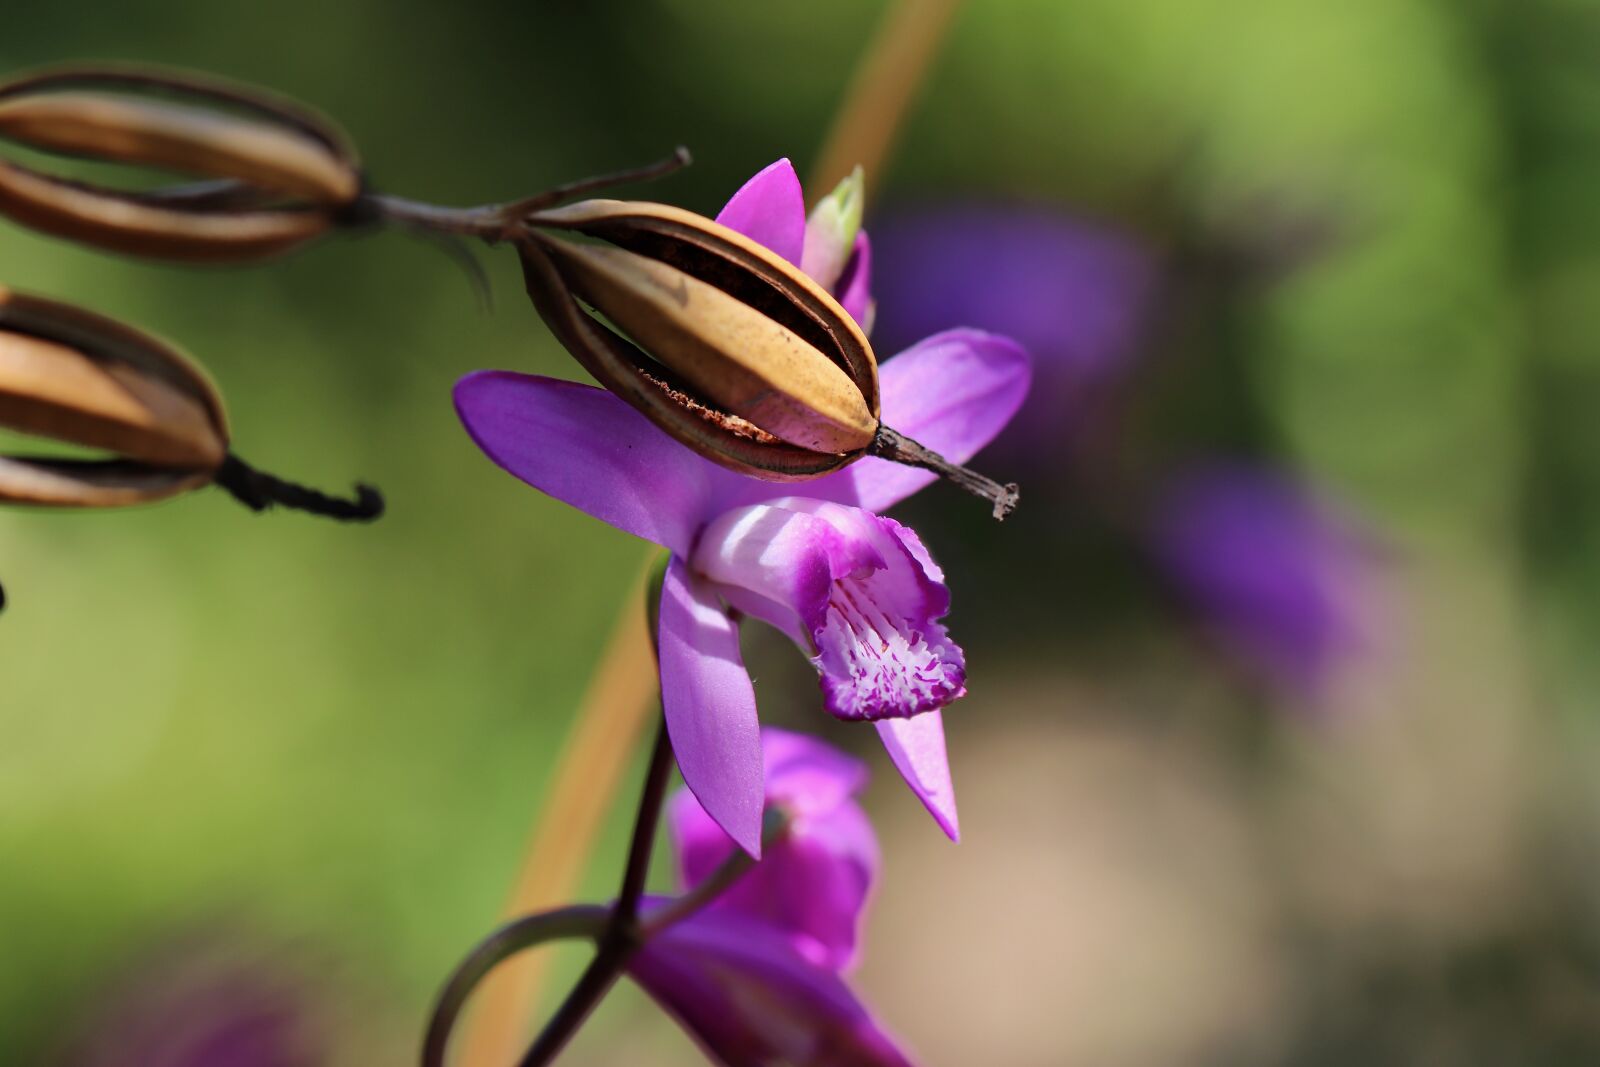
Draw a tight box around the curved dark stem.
[420,905,609,1067]
[214,452,385,522]
[616,719,674,928]
[513,948,626,1067]
[0,575,7,614]
[639,839,758,938]
[515,718,675,1067]
[871,424,1021,520]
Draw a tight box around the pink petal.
[667,728,879,973]
[629,906,919,1067]
[454,372,731,556]
[876,712,959,842]
[715,158,806,266]
[762,728,870,815]
[658,557,765,857]
[836,232,874,327]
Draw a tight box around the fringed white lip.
[694,498,967,722]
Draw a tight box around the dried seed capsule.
[0,287,382,521]
[521,199,881,479]
[0,286,227,506]
[521,196,1021,516]
[0,65,362,262]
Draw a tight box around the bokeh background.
[4,0,1600,1063]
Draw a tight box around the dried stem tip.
[0,64,361,262]
[871,425,1020,520]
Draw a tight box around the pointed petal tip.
[716,159,807,265]
[659,557,767,860]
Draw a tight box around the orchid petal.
[454,372,731,556]
[715,158,806,266]
[668,729,879,972]
[630,906,918,1067]
[877,712,959,842]
[694,500,965,722]
[658,556,764,857]
[762,728,870,814]
[836,232,874,328]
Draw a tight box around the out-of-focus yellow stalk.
[456,553,659,1067]
[808,0,965,206]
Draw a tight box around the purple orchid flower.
[667,727,878,972]
[871,203,1158,437]
[1151,464,1382,696]
[454,159,1030,855]
[627,727,914,1067]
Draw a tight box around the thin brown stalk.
[807,0,966,205]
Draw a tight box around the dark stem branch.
[498,146,692,221]
[513,947,626,1067]
[363,147,692,244]
[871,424,1020,520]
[214,453,385,522]
[616,719,675,927]
[515,717,675,1067]
[419,905,609,1067]
[639,843,757,939]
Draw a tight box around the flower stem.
[420,905,609,1067]
[362,147,692,242]
[872,424,1020,520]
[452,554,660,1067]
[514,718,675,1067]
[637,814,776,938]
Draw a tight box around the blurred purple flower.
[1152,465,1381,696]
[872,204,1159,435]
[64,943,323,1067]
[667,727,879,972]
[454,159,1031,855]
[627,728,914,1067]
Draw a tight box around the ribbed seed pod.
[0,286,227,506]
[0,65,362,262]
[521,199,881,480]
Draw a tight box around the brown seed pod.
[0,64,362,262]
[0,286,385,525]
[521,199,882,481]
[0,286,227,506]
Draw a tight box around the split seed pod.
[0,286,228,506]
[0,65,362,262]
[0,287,383,525]
[520,199,881,480]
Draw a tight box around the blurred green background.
[3,0,1599,1063]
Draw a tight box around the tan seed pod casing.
[523,199,881,480]
[0,287,228,506]
[0,65,362,262]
